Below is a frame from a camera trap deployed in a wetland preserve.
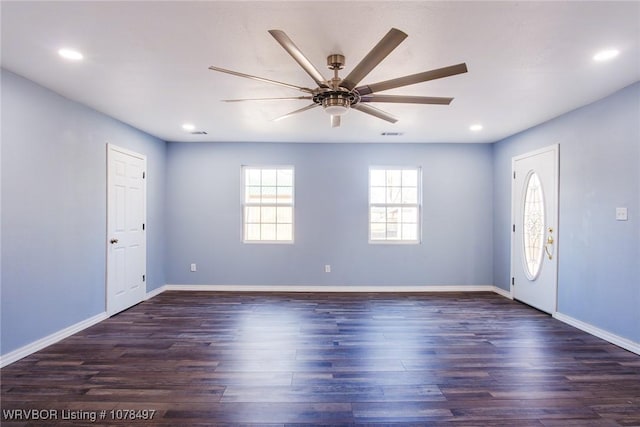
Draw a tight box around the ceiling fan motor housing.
[314,89,359,115]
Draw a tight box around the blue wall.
[165,142,494,286]
[2,68,638,359]
[493,82,640,342]
[0,70,167,355]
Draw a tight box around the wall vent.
[190,131,208,135]
[381,132,404,136]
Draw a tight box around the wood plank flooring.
[2,291,639,426]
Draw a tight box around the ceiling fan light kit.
[322,95,350,116]
[209,28,468,128]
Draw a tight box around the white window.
[242,166,294,243]
[369,167,421,243]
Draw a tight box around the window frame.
[241,165,295,244]
[368,166,422,244]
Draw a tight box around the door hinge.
[143,171,146,179]
[142,223,145,231]
[512,224,515,232]
[511,277,515,286]
[142,274,146,282]
[513,171,516,179]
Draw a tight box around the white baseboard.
[553,312,640,356]
[0,312,108,368]
[162,284,500,293]
[492,286,512,299]
[145,285,166,300]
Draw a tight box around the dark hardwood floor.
[2,291,639,426]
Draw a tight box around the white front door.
[107,144,147,316]
[511,144,559,314]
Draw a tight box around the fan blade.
[223,96,313,102]
[359,95,453,105]
[354,63,468,95]
[268,30,329,88]
[209,66,314,93]
[331,115,341,128]
[353,104,398,123]
[273,103,319,122]
[340,28,408,91]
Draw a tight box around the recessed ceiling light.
[470,124,483,132]
[181,123,195,131]
[58,48,83,61]
[593,49,619,62]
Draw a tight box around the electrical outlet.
[325,264,331,273]
[190,263,197,272]
[616,207,628,221]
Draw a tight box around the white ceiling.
[2,1,639,143]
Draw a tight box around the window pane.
[246,224,261,240]
[277,207,292,223]
[371,223,386,240]
[262,186,277,203]
[402,187,417,204]
[370,169,385,186]
[387,170,401,186]
[402,169,417,186]
[276,224,292,241]
[387,187,401,203]
[402,224,418,240]
[261,224,276,240]
[370,206,386,222]
[262,169,277,186]
[245,206,261,223]
[370,187,385,204]
[402,207,418,223]
[246,186,261,203]
[261,206,276,223]
[386,207,400,224]
[246,169,261,186]
[277,185,292,204]
[386,223,400,239]
[277,169,293,186]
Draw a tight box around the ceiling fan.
[209,28,468,128]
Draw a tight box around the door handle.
[110,238,119,244]
[544,228,554,260]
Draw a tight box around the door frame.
[106,143,147,316]
[510,144,559,312]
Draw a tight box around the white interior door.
[511,144,559,314]
[107,144,146,316]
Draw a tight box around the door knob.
[544,228,554,260]
[110,238,119,244]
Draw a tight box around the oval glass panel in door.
[522,171,545,280]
